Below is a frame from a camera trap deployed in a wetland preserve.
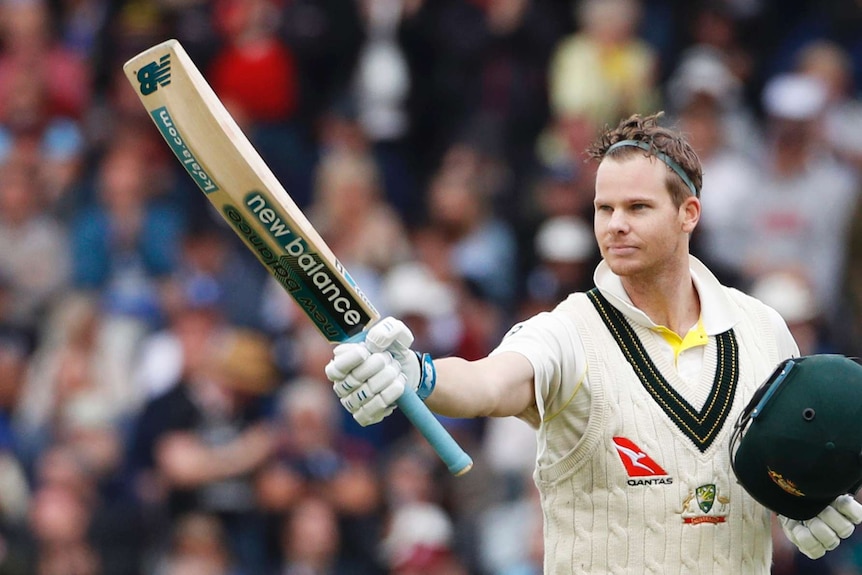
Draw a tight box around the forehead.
[595,154,669,198]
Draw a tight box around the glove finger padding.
[351,374,407,426]
[805,517,841,551]
[350,352,396,382]
[365,317,414,353]
[818,503,856,539]
[359,317,426,397]
[831,494,862,525]
[783,519,827,559]
[332,373,364,399]
[341,364,403,410]
[326,344,371,381]
[330,350,395,397]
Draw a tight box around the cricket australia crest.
[680,484,729,524]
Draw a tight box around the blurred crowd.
[1,0,862,573]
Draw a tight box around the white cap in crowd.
[750,271,819,324]
[762,73,828,121]
[535,216,594,263]
[380,262,456,319]
[666,48,741,111]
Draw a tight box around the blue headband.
[606,139,699,198]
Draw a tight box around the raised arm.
[325,317,536,427]
[427,353,536,419]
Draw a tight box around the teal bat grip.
[345,332,473,476]
[396,388,473,476]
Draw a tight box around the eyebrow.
[594,195,656,205]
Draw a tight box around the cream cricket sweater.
[494,258,797,574]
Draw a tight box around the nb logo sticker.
[137,54,171,95]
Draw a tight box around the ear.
[680,196,701,234]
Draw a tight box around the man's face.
[593,155,698,278]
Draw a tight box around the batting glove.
[325,317,436,426]
[779,494,862,559]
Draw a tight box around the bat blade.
[123,39,472,475]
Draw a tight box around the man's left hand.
[780,494,862,559]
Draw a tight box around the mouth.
[606,245,638,256]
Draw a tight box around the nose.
[606,209,629,234]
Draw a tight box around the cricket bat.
[123,39,472,476]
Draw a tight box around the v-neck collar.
[587,289,739,453]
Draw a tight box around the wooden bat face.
[123,40,377,343]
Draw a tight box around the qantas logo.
[613,437,672,486]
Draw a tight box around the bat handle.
[396,388,474,476]
[345,331,473,476]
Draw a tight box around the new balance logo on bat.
[137,54,171,95]
[613,437,672,486]
[241,193,374,337]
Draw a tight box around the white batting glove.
[325,317,436,426]
[779,495,862,559]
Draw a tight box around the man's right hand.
[325,317,437,426]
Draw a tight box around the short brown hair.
[586,112,703,206]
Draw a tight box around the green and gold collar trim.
[587,289,738,452]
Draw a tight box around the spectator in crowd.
[352,0,411,147]
[0,68,86,212]
[795,39,862,171]
[479,480,543,575]
[276,494,373,575]
[308,150,411,276]
[264,373,380,516]
[0,162,71,329]
[151,511,242,575]
[127,328,277,572]
[209,0,313,207]
[278,0,363,123]
[26,479,101,575]
[350,0,418,220]
[547,0,659,128]
[209,0,298,126]
[26,444,145,574]
[379,501,468,575]
[522,215,596,315]
[400,228,506,361]
[513,160,597,311]
[378,262,460,358]
[673,1,758,111]
[15,293,137,466]
[425,152,518,308]
[0,0,92,121]
[443,0,562,189]
[729,73,859,321]
[170,223,268,332]
[665,41,761,157]
[134,274,230,402]
[70,139,185,328]
[257,339,383,571]
[749,270,834,356]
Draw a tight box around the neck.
[621,263,700,335]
